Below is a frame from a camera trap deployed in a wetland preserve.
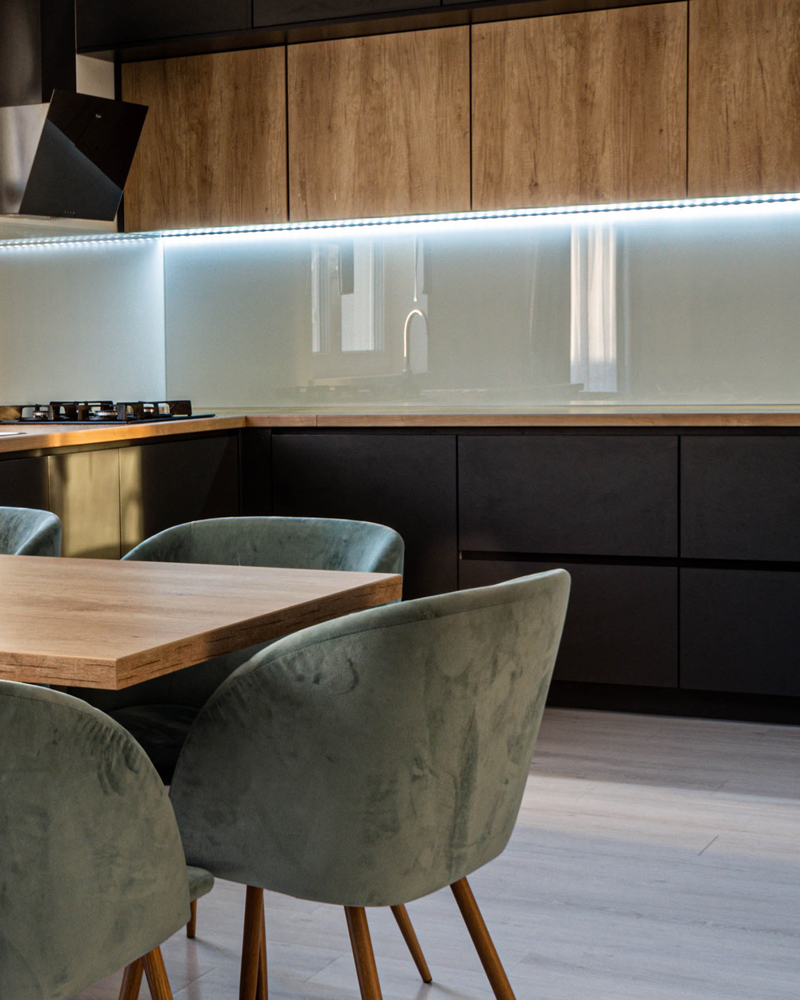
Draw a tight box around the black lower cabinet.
[272,432,458,599]
[240,428,272,516]
[0,456,49,510]
[120,433,239,554]
[460,559,678,687]
[458,434,678,558]
[681,568,800,697]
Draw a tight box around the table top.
[0,555,402,689]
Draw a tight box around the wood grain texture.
[0,556,401,688]
[0,416,248,456]
[450,878,516,1000]
[288,27,470,220]
[688,0,800,196]
[345,907,383,1000]
[472,4,688,208]
[5,413,800,465]
[142,948,173,1000]
[240,887,265,1000]
[122,48,287,231]
[390,905,432,984]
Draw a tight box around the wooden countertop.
[3,408,800,456]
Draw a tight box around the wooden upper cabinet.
[689,0,800,197]
[287,28,471,221]
[472,4,688,209]
[121,48,287,231]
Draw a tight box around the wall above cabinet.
[76,0,680,61]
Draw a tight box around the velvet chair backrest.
[78,516,406,712]
[0,506,61,556]
[0,682,191,1000]
[170,570,570,908]
[122,516,404,576]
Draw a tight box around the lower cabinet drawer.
[459,559,678,687]
[681,568,800,696]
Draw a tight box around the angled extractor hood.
[0,0,147,225]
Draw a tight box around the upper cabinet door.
[121,49,288,231]
[288,27,471,221]
[689,0,800,197]
[255,1,425,27]
[472,4,688,209]
[77,0,251,50]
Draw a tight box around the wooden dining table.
[0,554,402,689]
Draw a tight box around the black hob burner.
[0,400,199,424]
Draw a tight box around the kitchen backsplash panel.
[0,238,166,402]
[2,203,800,409]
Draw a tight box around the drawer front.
[272,432,457,599]
[681,567,800,696]
[682,436,800,561]
[458,435,678,557]
[460,559,678,687]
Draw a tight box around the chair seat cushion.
[186,865,215,903]
[110,703,199,784]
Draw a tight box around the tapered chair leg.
[390,905,432,983]
[143,948,174,1000]
[240,885,266,1000]
[451,878,516,1000]
[345,907,383,1000]
[257,911,268,1000]
[118,958,144,1000]
[186,899,198,938]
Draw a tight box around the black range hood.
[0,0,147,222]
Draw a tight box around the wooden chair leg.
[186,898,198,938]
[142,948,174,1000]
[118,958,144,1000]
[451,878,516,1000]
[345,907,383,1000]
[257,909,268,1000]
[240,885,265,1000]
[390,905,432,983]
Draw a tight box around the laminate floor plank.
[72,709,800,1000]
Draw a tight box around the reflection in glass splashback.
[30,202,798,410]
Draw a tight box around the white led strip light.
[2,191,800,250]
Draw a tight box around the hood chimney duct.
[0,0,147,223]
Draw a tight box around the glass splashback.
[3,197,800,410]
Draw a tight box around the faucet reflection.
[402,307,428,378]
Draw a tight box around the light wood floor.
[74,709,800,1000]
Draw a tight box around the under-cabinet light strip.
[3,191,800,250]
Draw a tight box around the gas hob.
[0,401,211,424]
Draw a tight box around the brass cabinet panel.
[121,48,288,231]
[48,449,121,559]
[472,4,688,208]
[288,27,471,220]
[689,0,800,197]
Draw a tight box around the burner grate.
[0,401,195,424]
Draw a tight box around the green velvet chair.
[85,516,403,784]
[168,569,570,1000]
[0,505,61,556]
[0,680,213,1000]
